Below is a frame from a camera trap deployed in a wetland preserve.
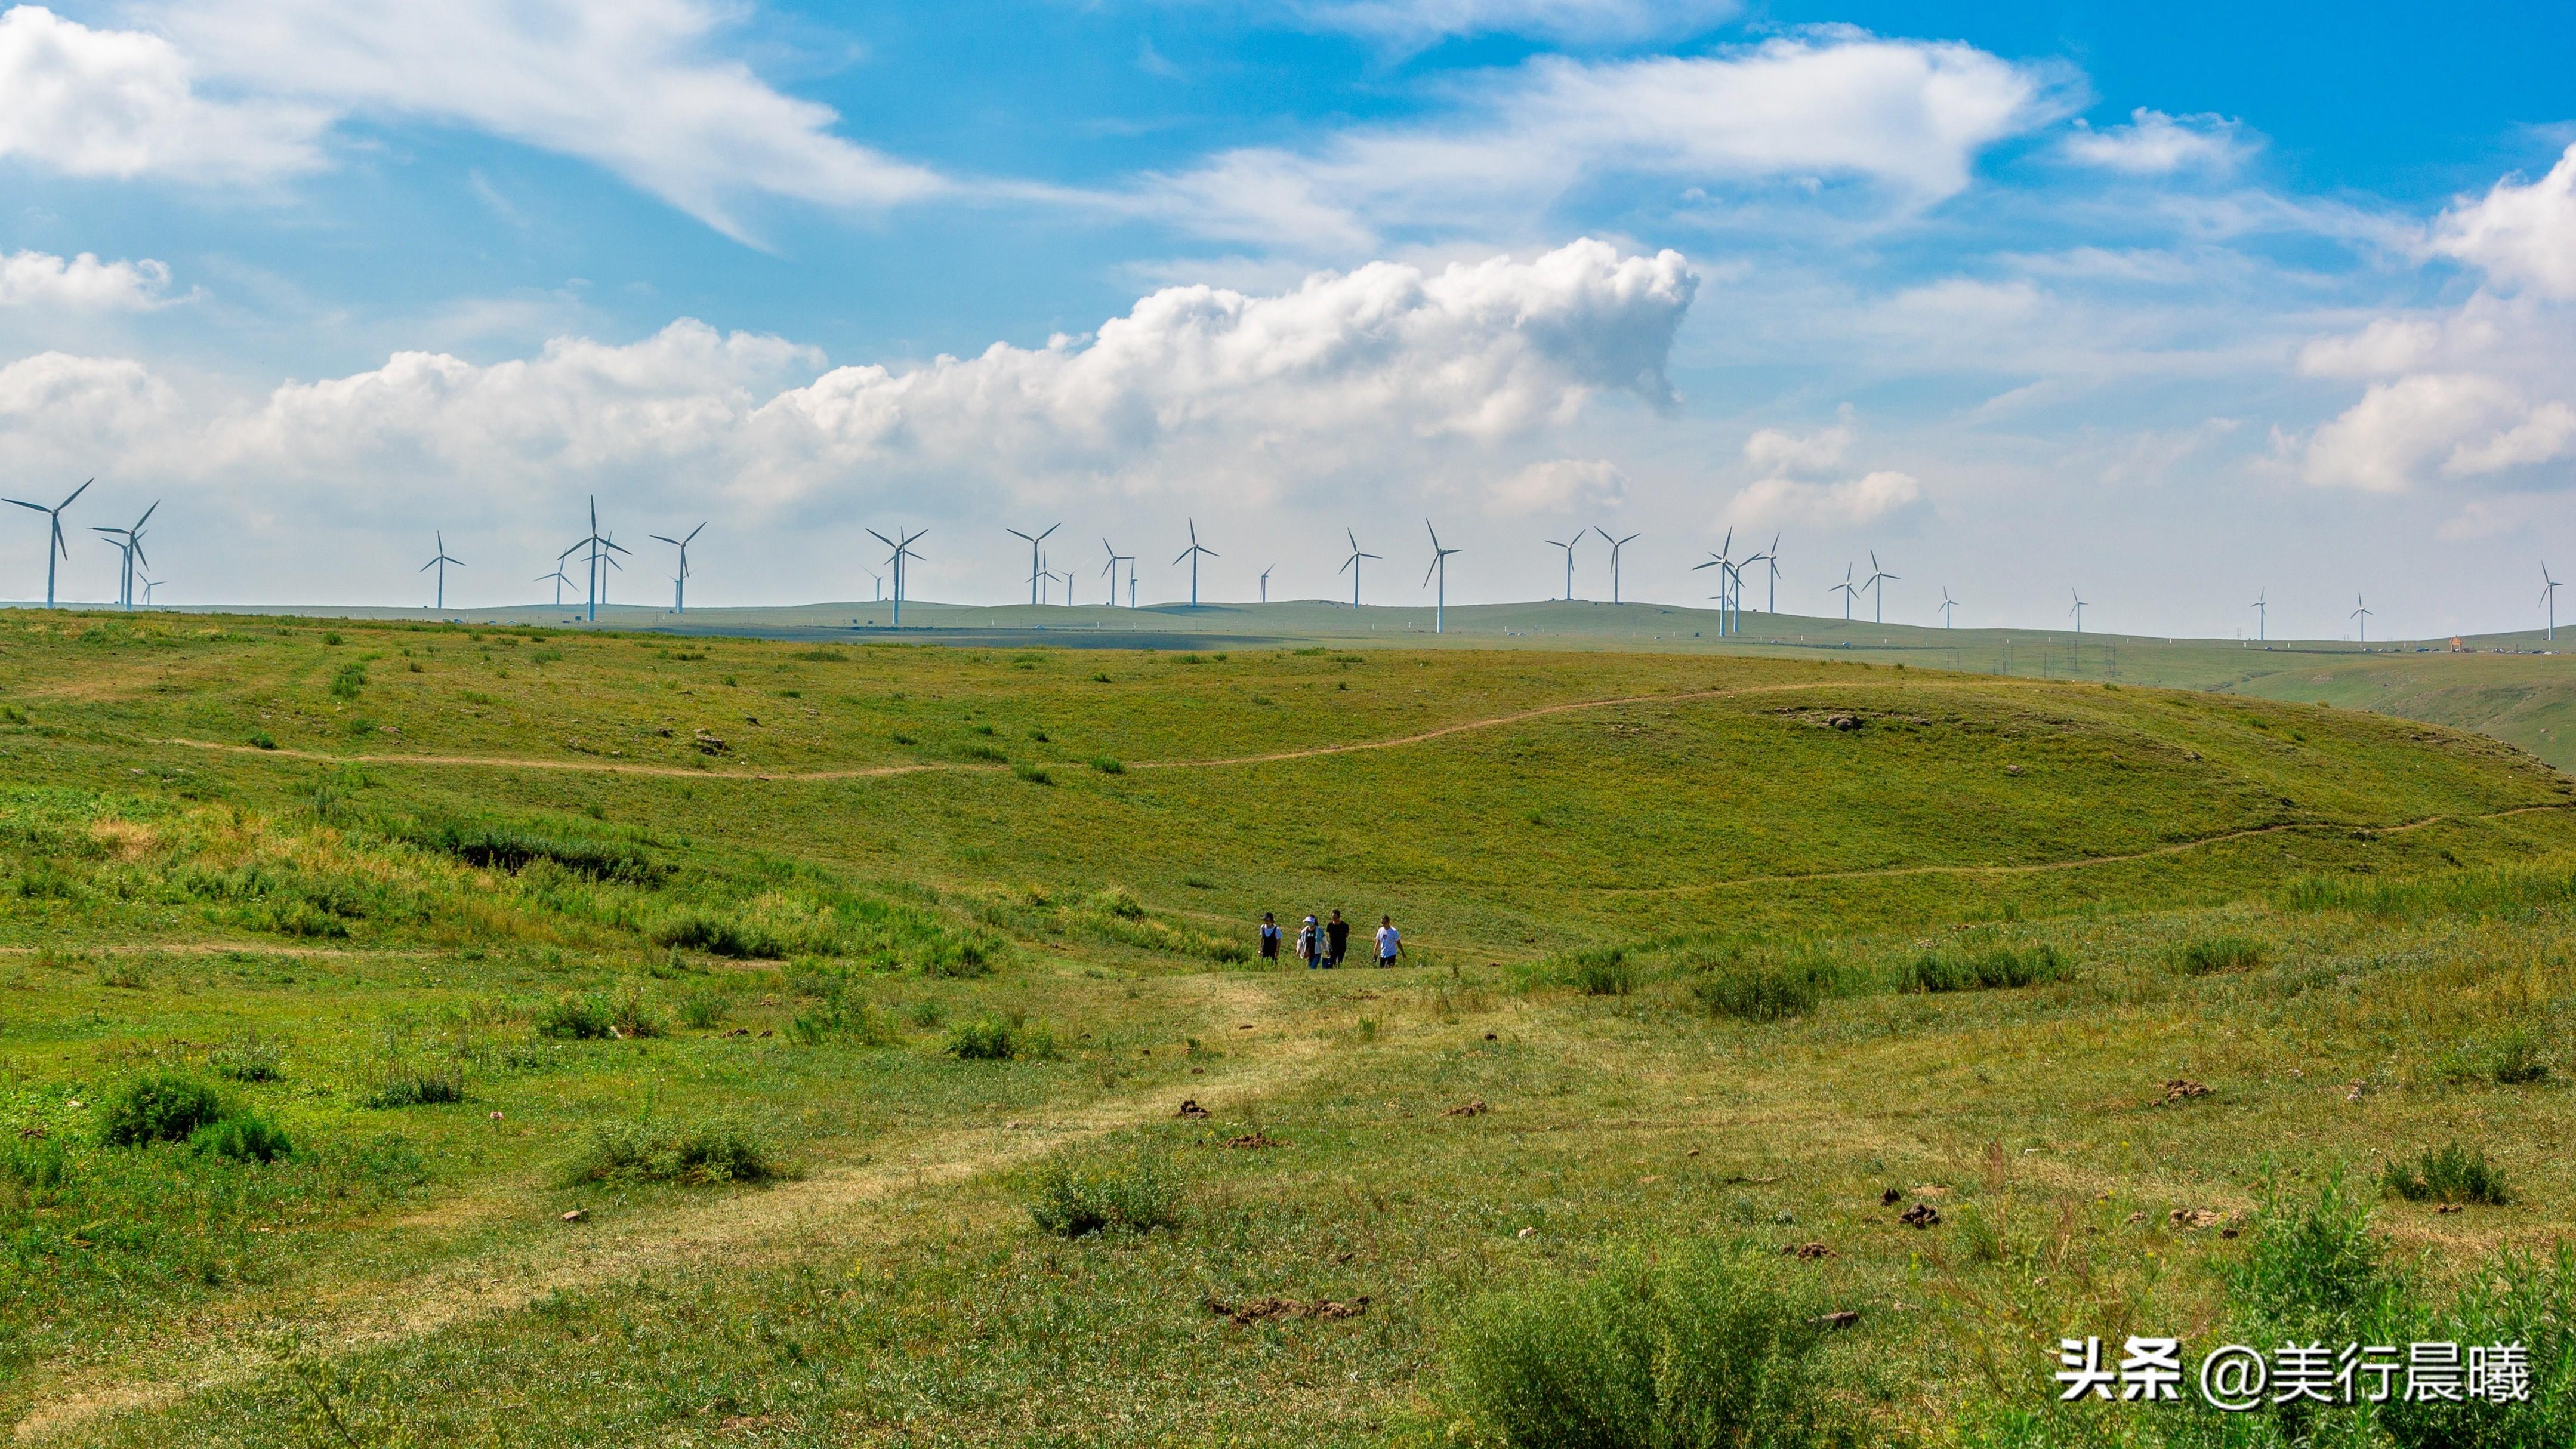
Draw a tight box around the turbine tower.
[560,497,627,623]
[1340,528,1380,608]
[537,565,574,607]
[2068,589,2087,634]
[1172,519,1217,608]
[91,498,156,610]
[1545,535,1580,602]
[1863,551,1899,624]
[1101,538,1127,608]
[1691,529,1739,636]
[1938,587,1957,628]
[2350,592,2371,645]
[1008,523,1060,606]
[2541,565,2560,643]
[650,522,705,613]
[419,532,465,611]
[2250,590,2266,643]
[1260,565,1273,604]
[1423,521,1462,634]
[866,526,927,627]
[1830,564,1856,620]
[866,569,883,602]
[1759,533,1781,614]
[140,574,161,606]
[1593,526,1640,605]
[5,477,91,609]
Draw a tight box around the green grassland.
[5,609,2576,1446]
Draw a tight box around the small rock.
[2435,1203,2463,1216]
[2004,764,2025,775]
[1516,1226,1538,1239]
[1686,1149,1701,1158]
[1816,1309,1862,1330]
[2126,1211,2146,1224]
[2169,1207,2225,1231]
[561,1208,587,1223]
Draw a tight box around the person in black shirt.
[1258,912,1281,963]
[1324,910,1350,969]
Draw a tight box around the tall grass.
[1024,1151,1179,1237]
[2282,856,2576,917]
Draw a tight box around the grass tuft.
[1025,1151,1180,1237]
[98,1073,230,1146]
[569,1120,781,1186]
[2384,1142,2510,1205]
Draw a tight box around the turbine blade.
[60,479,92,509]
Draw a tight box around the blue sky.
[2,0,2574,637]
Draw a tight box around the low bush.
[211,1034,284,1083]
[2490,1029,2550,1084]
[677,988,727,1029]
[1090,757,1125,774]
[1012,763,1054,785]
[1687,951,1840,1022]
[2176,935,2264,975]
[1449,1241,1845,1448]
[99,1073,230,1146]
[1562,947,1639,997]
[960,744,1008,763]
[2,1134,71,1194]
[533,994,615,1040]
[1025,1151,1180,1237]
[569,1121,780,1186]
[946,1013,1054,1061]
[1908,944,2069,993]
[362,1056,467,1109]
[413,821,667,884]
[651,912,788,960]
[189,1112,293,1163]
[2383,1142,2509,1205]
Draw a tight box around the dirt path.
[8,976,1332,1445]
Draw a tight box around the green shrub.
[1909,944,2069,993]
[189,1112,293,1163]
[1563,948,1639,997]
[946,1013,1053,1061]
[1025,1151,1180,1237]
[1688,952,1838,1022]
[2490,1029,2550,1084]
[1450,1241,1844,1449]
[533,994,615,1040]
[651,912,788,960]
[609,984,665,1039]
[570,1121,780,1186]
[960,743,1008,763]
[211,1034,283,1083]
[2177,935,2264,974]
[2,1134,70,1194]
[1090,757,1125,774]
[248,730,279,750]
[677,989,727,1029]
[1012,763,1054,785]
[98,1073,230,1146]
[362,1056,467,1109]
[329,662,367,699]
[2383,1142,2509,1205]
[414,822,667,883]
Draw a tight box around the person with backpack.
[1297,914,1321,969]
[1375,915,1401,967]
[1324,910,1350,969]
[1258,912,1281,964]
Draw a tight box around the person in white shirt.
[1375,915,1400,967]
[1298,914,1321,969]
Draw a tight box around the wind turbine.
[650,522,705,613]
[1738,539,1772,630]
[91,498,156,609]
[537,565,574,607]
[6,477,90,609]
[139,574,161,606]
[1862,551,1898,624]
[2250,590,2267,643]
[1938,587,1957,628]
[2350,592,2371,645]
[1545,535,1580,601]
[1008,523,1060,606]
[1423,521,1462,633]
[1759,533,1781,614]
[560,497,626,623]
[419,532,465,611]
[1260,565,1273,604]
[1691,529,1739,636]
[2068,589,2086,634]
[1593,526,1640,605]
[1340,528,1380,607]
[1100,538,1124,608]
[1173,519,1217,608]
[1058,566,1076,606]
[1830,564,1857,620]
[2542,566,2560,643]
[866,527,926,627]
[866,569,883,603]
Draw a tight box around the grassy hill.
[5,609,2576,1446]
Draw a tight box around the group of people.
[1258,908,1402,969]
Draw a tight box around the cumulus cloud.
[1742,406,1854,477]
[1285,0,1736,47]
[0,351,177,454]
[0,1,941,240]
[1482,457,1627,514]
[1136,33,2069,249]
[2297,373,2572,492]
[0,249,181,309]
[1724,469,1920,528]
[0,5,328,180]
[43,239,1697,525]
[2062,108,2250,175]
[2429,142,2576,299]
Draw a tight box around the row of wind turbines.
[11,479,2572,646]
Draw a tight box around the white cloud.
[2297,373,2569,492]
[2062,108,2250,175]
[57,239,1696,524]
[1285,0,1736,47]
[1724,469,1920,528]
[2296,316,2441,378]
[0,351,177,451]
[0,4,328,181]
[1136,33,2070,250]
[0,249,181,309]
[2429,143,2576,299]
[2444,402,2576,477]
[1483,457,1627,514]
[0,1,942,241]
[1742,406,1854,477]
